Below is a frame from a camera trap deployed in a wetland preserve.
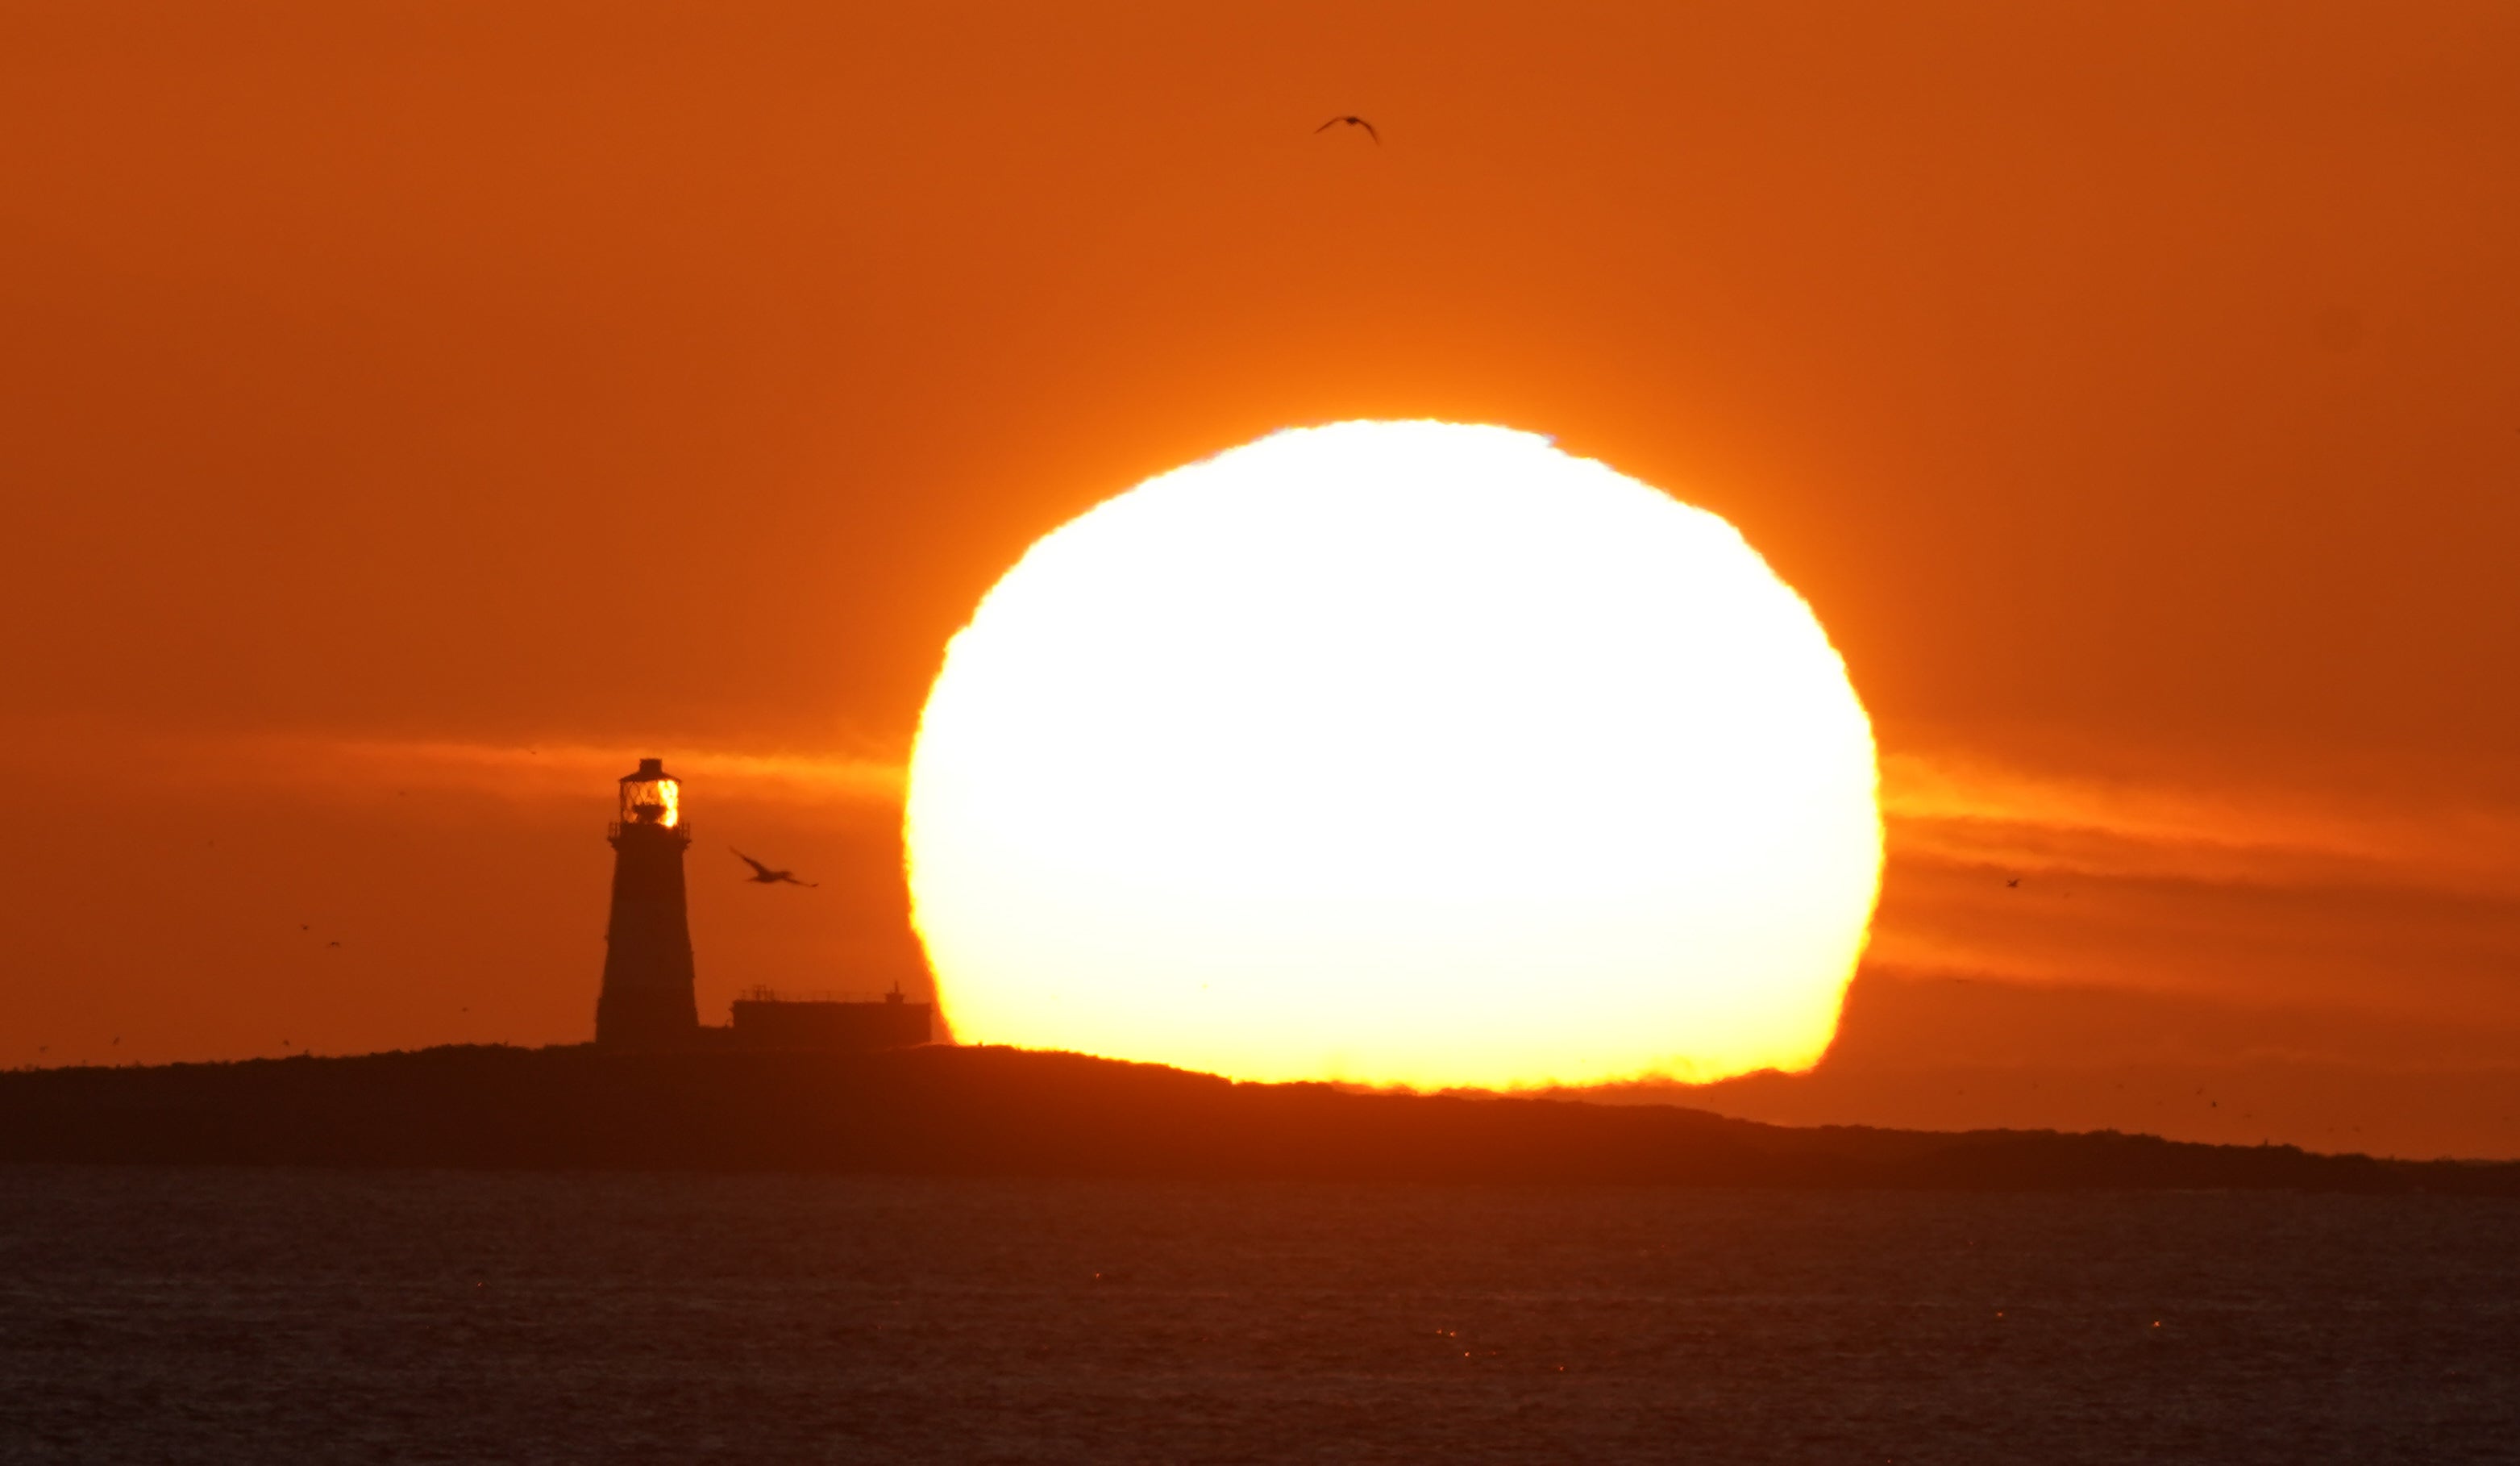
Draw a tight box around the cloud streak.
[10,716,905,814]
[1868,731,2520,1034]
[1883,742,2520,900]
[22,711,2517,1065]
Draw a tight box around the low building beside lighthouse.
[593,756,934,1053]
[729,985,934,1051]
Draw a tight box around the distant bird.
[734,849,818,888]
[2005,877,2020,889]
[326,940,342,948]
[1316,115,1379,143]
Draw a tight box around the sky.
[7,0,2520,1156]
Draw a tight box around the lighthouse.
[595,757,701,1048]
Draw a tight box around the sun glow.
[905,422,1881,1088]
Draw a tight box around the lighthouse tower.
[595,757,701,1048]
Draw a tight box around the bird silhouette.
[326,940,342,947]
[734,849,817,887]
[1316,115,1379,143]
[2006,877,2021,889]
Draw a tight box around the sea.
[1,1167,2512,1464]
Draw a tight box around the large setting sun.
[905,421,1880,1089]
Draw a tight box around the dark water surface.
[1,1168,2512,1464]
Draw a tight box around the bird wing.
[1358,119,1379,141]
[1315,117,1341,132]
[732,848,774,878]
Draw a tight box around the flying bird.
[734,849,818,888]
[2006,877,2021,889]
[1316,115,1379,143]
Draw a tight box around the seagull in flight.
[1316,115,1379,143]
[734,849,818,888]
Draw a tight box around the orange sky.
[7,1,2519,1156]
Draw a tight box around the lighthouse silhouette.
[595,757,701,1047]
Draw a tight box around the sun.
[904,421,1881,1089]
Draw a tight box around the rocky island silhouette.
[6,1042,2514,1194]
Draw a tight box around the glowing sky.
[11,1,2520,1156]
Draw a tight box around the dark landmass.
[3,1044,2514,1193]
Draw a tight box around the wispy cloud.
[1882,742,2520,899]
[260,735,909,808]
[25,710,2517,1029]
[1868,733,2520,1021]
[10,715,906,810]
